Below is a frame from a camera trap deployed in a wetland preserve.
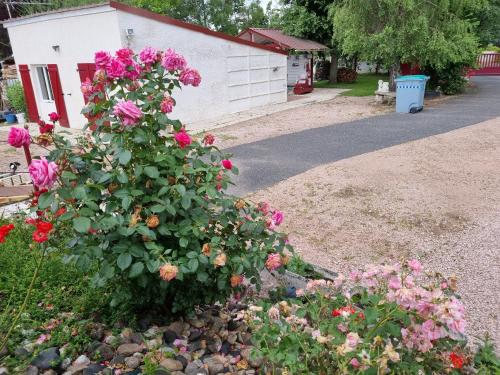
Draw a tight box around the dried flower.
[146,215,160,228]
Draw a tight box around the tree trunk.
[329,52,338,84]
[389,61,401,92]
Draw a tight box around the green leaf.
[186,251,198,259]
[119,150,132,165]
[179,238,188,247]
[61,171,77,180]
[181,195,191,210]
[117,253,132,271]
[175,185,186,196]
[73,186,87,200]
[188,258,199,272]
[144,166,159,179]
[150,204,166,213]
[129,262,144,278]
[122,196,132,210]
[73,217,91,233]
[38,192,54,209]
[196,272,209,282]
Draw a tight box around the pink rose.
[115,48,133,65]
[106,59,126,79]
[29,157,58,188]
[139,46,158,65]
[203,133,215,145]
[221,159,233,170]
[94,50,112,68]
[161,48,187,71]
[48,112,59,122]
[257,202,270,215]
[345,332,360,348]
[174,129,192,148]
[271,210,284,226]
[179,68,201,87]
[408,259,423,274]
[124,62,142,80]
[113,100,142,126]
[349,358,360,368]
[388,276,402,290]
[8,127,30,148]
[160,96,175,113]
[265,253,282,271]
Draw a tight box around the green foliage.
[37,50,290,315]
[332,0,483,79]
[285,255,323,279]
[474,338,500,374]
[423,64,468,95]
[315,73,389,96]
[473,0,500,47]
[6,82,27,114]
[0,220,119,359]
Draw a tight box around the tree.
[279,0,339,83]
[474,0,500,46]
[332,0,484,90]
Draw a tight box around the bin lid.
[395,75,429,81]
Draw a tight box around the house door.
[18,65,40,122]
[47,64,69,127]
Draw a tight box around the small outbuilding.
[3,2,288,128]
[238,28,327,90]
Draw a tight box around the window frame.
[34,65,54,102]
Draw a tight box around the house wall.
[116,10,287,124]
[5,5,122,127]
[287,54,310,86]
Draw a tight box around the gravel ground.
[248,117,500,348]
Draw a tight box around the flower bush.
[250,260,472,374]
[23,47,290,313]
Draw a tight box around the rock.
[128,332,144,345]
[82,364,106,375]
[241,349,263,368]
[185,360,207,375]
[73,355,90,367]
[61,358,71,370]
[203,355,226,374]
[175,354,188,368]
[153,369,170,375]
[211,317,224,333]
[23,366,37,375]
[159,358,183,371]
[124,356,141,369]
[31,347,60,370]
[227,332,238,345]
[220,341,231,355]
[227,320,241,331]
[189,329,202,342]
[110,354,126,365]
[245,370,256,375]
[206,337,222,353]
[42,370,57,375]
[168,321,185,337]
[92,343,114,361]
[15,347,30,360]
[162,330,178,345]
[239,332,252,345]
[117,343,142,356]
[123,370,141,375]
[101,369,113,375]
[188,339,202,352]
[146,337,163,349]
[189,319,206,329]
[89,324,105,341]
[103,335,119,347]
[144,326,160,339]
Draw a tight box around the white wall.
[287,54,309,86]
[116,10,287,124]
[5,5,123,127]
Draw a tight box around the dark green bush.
[423,64,468,95]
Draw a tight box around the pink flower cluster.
[113,100,143,126]
[8,127,30,148]
[161,48,187,71]
[179,68,201,87]
[29,157,58,189]
[174,129,192,149]
[160,96,175,113]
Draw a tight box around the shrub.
[250,260,473,374]
[23,48,290,314]
[336,67,357,83]
[423,64,468,95]
[6,82,27,114]
[314,60,330,81]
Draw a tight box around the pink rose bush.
[8,127,30,148]
[22,47,290,314]
[251,260,473,374]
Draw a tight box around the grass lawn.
[315,73,389,96]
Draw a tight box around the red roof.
[240,28,328,52]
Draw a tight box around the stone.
[101,369,113,375]
[124,356,141,369]
[104,335,119,347]
[162,330,178,345]
[153,369,170,375]
[241,349,263,368]
[128,332,144,345]
[89,324,105,341]
[220,341,231,355]
[211,317,224,333]
[176,354,188,369]
[92,343,114,361]
[168,321,185,337]
[31,347,60,370]
[146,337,163,349]
[61,358,71,370]
[227,320,241,331]
[110,354,126,365]
[15,347,31,360]
[144,326,160,339]
[189,319,206,329]
[206,337,222,353]
[42,370,57,375]
[73,355,90,367]
[185,360,208,375]
[227,333,237,345]
[189,329,202,342]
[123,370,141,375]
[117,343,142,356]
[82,364,106,375]
[24,366,37,375]
[188,339,202,352]
[203,355,226,374]
[159,358,183,371]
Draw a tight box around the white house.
[3,1,288,129]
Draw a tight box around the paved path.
[228,76,500,195]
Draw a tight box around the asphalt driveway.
[227,76,500,195]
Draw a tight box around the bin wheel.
[409,107,418,114]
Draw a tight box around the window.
[35,66,54,101]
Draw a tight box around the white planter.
[16,113,26,124]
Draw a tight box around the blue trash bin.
[395,75,429,113]
[5,113,17,124]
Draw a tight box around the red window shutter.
[47,64,70,128]
[18,65,40,122]
[77,63,96,104]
